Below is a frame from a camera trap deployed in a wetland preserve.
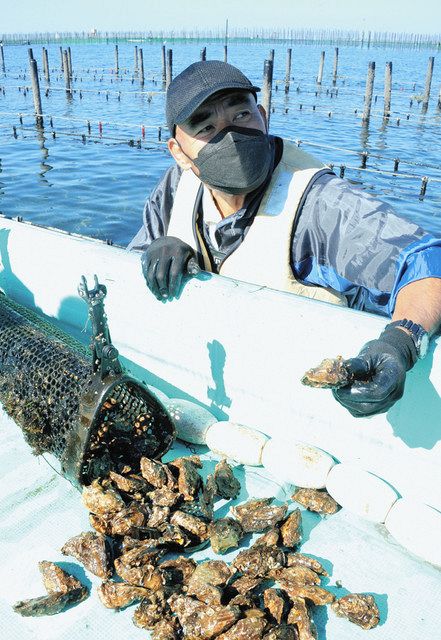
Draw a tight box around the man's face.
[168,91,267,175]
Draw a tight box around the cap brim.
[175,83,261,127]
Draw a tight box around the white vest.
[167,140,347,306]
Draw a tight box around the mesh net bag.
[0,279,175,488]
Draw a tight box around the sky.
[2,0,441,35]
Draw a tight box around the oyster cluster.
[301,356,353,389]
[13,454,379,636]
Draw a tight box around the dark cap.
[166,60,260,134]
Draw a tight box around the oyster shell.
[331,593,380,629]
[132,591,168,629]
[61,531,112,580]
[232,498,288,533]
[285,553,328,576]
[230,575,261,595]
[170,509,209,540]
[200,473,217,520]
[262,624,299,640]
[158,556,197,586]
[217,616,267,640]
[214,459,241,500]
[141,458,175,489]
[286,597,316,640]
[280,510,302,548]
[291,488,339,515]
[270,566,320,587]
[38,561,84,594]
[209,518,244,554]
[253,527,280,548]
[279,584,335,606]
[97,580,150,609]
[110,503,147,536]
[152,617,181,640]
[263,588,286,624]
[301,356,352,389]
[168,456,203,501]
[171,595,241,639]
[233,546,285,578]
[13,588,88,617]
[82,479,125,516]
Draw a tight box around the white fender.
[385,498,441,567]
[164,398,217,444]
[261,437,336,489]
[326,463,399,523]
[205,421,269,466]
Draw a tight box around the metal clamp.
[78,274,122,379]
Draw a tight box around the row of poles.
[15,44,441,130]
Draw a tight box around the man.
[128,60,441,417]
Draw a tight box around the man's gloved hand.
[141,236,197,301]
[333,326,418,417]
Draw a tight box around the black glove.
[333,326,418,417]
[141,236,197,301]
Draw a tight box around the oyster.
[200,474,217,520]
[111,503,147,536]
[214,459,241,500]
[253,527,280,548]
[114,556,158,587]
[147,505,171,528]
[189,560,233,586]
[158,556,197,586]
[97,581,150,609]
[38,561,84,594]
[141,458,175,489]
[168,456,203,501]
[147,487,181,508]
[301,356,352,389]
[231,575,261,595]
[331,593,380,629]
[171,595,241,639]
[286,597,316,640]
[279,584,335,606]
[61,531,112,579]
[109,470,152,497]
[217,616,267,640]
[170,510,209,540]
[228,593,260,609]
[89,513,113,535]
[133,591,168,629]
[263,588,286,624]
[82,479,125,515]
[280,510,302,548]
[232,498,288,533]
[262,624,299,640]
[13,588,88,617]
[152,617,181,640]
[233,546,285,578]
[187,582,224,606]
[285,553,328,576]
[291,488,339,515]
[270,566,320,587]
[209,518,244,554]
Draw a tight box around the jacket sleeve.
[126,164,182,251]
[292,173,441,316]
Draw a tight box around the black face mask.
[191,126,273,195]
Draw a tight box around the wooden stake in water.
[139,48,145,85]
[224,18,228,62]
[437,84,441,110]
[166,48,173,89]
[224,44,228,63]
[0,43,5,73]
[262,58,273,128]
[269,49,275,63]
[115,44,119,74]
[43,47,50,83]
[161,44,166,84]
[134,46,138,74]
[362,61,376,122]
[317,51,325,84]
[63,50,71,94]
[333,47,338,84]
[29,55,43,126]
[422,56,435,111]
[59,45,63,71]
[200,47,206,61]
[384,61,392,117]
[285,48,292,93]
[67,46,72,77]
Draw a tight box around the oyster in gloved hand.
[301,356,353,389]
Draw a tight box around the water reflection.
[36,126,53,184]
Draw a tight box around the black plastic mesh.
[0,293,175,486]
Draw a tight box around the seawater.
[0,40,440,246]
